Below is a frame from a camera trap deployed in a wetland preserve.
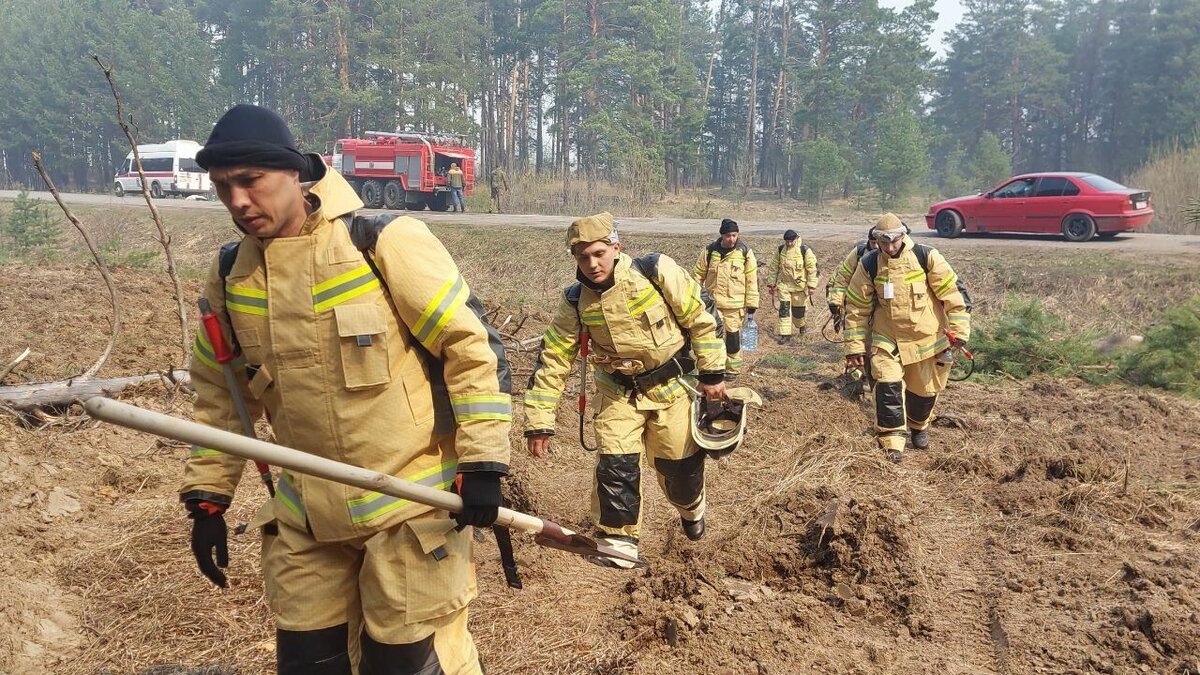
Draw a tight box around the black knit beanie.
[196,105,310,176]
[783,229,798,241]
[719,218,739,234]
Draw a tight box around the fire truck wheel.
[405,193,427,211]
[361,180,384,208]
[383,181,405,210]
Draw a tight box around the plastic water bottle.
[742,315,759,352]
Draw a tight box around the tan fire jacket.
[181,160,512,542]
[694,241,760,310]
[524,253,725,430]
[772,240,819,292]
[826,241,870,306]
[843,235,971,365]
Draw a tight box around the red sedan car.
[925,172,1154,242]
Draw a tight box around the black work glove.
[185,499,229,588]
[746,307,757,315]
[454,471,503,528]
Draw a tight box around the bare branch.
[93,54,190,367]
[30,152,122,380]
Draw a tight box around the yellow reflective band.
[190,445,223,458]
[845,287,871,307]
[347,461,457,523]
[277,473,305,519]
[935,273,959,297]
[948,312,970,322]
[694,338,724,352]
[542,324,576,357]
[580,309,605,326]
[413,276,469,348]
[844,328,866,338]
[874,275,889,285]
[192,332,219,370]
[627,286,658,315]
[917,334,951,356]
[593,369,627,395]
[524,389,561,409]
[905,270,927,284]
[312,265,381,312]
[226,285,268,316]
[873,333,897,351]
[450,394,513,422]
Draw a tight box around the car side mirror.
[982,192,993,199]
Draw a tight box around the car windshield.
[1080,174,1127,192]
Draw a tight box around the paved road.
[5,189,1197,254]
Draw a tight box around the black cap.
[783,229,798,241]
[196,104,310,177]
[719,218,739,234]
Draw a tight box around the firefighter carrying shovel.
[180,104,512,674]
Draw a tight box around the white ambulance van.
[113,140,212,199]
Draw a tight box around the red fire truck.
[330,131,475,211]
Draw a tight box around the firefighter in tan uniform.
[825,226,878,326]
[769,229,818,341]
[525,213,726,568]
[694,218,759,378]
[182,105,511,674]
[843,214,971,462]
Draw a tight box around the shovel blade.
[534,528,647,569]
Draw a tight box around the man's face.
[573,240,621,284]
[209,166,307,239]
[785,238,797,248]
[868,239,879,251]
[879,236,904,257]
[721,232,738,248]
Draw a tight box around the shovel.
[84,397,645,569]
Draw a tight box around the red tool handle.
[945,330,973,359]
[200,311,235,365]
[197,298,275,496]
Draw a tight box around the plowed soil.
[1,221,1198,674]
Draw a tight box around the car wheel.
[1061,214,1097,242]
[360,180,384,208]
[935,210,964,238]
[150,182,163,199]
[383,181,405,210]
[113,183,124,198]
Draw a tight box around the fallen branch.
[31,152,122,380]
[0,369,189,410]
[0,348,31,383]
[94,55,190,367]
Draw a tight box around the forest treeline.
[1,0,1198,206]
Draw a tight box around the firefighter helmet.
[690,387,762,458]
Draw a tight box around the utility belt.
[604,350,696,401]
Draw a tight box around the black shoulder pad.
[913,244,932,273]
[855,241,869,258]
[778,244,785,254]
[861,249,880,279]
[631,253,661,282]
[706,240,721,254]
[801,244,810,255]
[737,241,750,255]
[345,213,398,253]
[565,282,583,307]
[218,241,240,280]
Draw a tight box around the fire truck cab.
[331,131,475,211]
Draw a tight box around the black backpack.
[860,244,973,313]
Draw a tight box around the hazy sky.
[878,0,965,54]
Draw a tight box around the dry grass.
[1127,140,1200,235]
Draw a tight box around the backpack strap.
[218,241,240,281]
[565,282,583,308]
[913,244,932,274]
[861,249,880,280]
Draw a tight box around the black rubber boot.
[277,624,352,675]
[910,428,930,450]
[682,517,706,541]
